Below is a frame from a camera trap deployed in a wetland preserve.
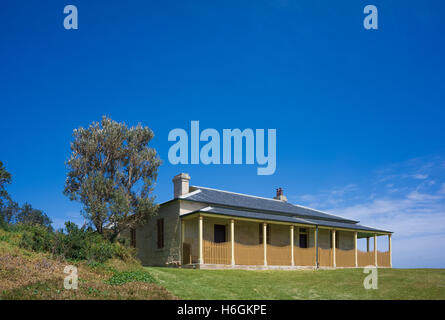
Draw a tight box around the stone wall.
[135,200,181,266]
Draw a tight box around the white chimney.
[173,173,191,198]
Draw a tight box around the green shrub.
[15,221,134,264]
[54,222,91,260]
[105,271,156,286]
[0,213,6,230]
[117,237,129,246]
[85,238,115,263]
[19,224,54,252]
[53,222,116,262]
[113,242,136,262]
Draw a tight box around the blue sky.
[1,1,444,268]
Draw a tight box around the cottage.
[126,173,392,269]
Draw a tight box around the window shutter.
[130,228,136,248]
[157,219,164,249]
[161,220,163,248]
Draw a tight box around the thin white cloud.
[412,174,428,179]
[406,190,442,201]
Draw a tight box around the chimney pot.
[274,187,287,202]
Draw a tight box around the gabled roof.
[181,186,359,224]
[181,206,391,234]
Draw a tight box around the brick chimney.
[173,173,191,198]
[274,187,287,202]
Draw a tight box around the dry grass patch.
[0,229,176,300]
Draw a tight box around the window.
[157,219,164,249]
[299,233,308,248]
[259,223,271,244]
[214,224,226,243]
[299,228,309,248]
[130,228,136,248]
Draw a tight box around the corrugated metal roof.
[183,186,358,223]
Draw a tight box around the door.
[299,233,308,248]
[214,224,226,243]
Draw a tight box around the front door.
[214,224,226,243]
[299,233,308,248]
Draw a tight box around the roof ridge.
[179,189,202,199]
[191,185,285,202]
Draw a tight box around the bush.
[54,222,116,263]
[19,224,54,252]
[113,242,136,262]
[16,221,134,264]
[0,211,6,230]
[85,238,115,263]
[54,222,91,260]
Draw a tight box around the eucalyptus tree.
[1,200,19,224]
[64,116,161,238]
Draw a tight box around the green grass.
[105,271,156,286]
[146,267,445,300]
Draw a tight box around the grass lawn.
[147,267,445,300]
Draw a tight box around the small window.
[214,224,226,243]
[259,224,271,244]
[299,233,308,248]
[157,219,164,249]
[130,228,136,248]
